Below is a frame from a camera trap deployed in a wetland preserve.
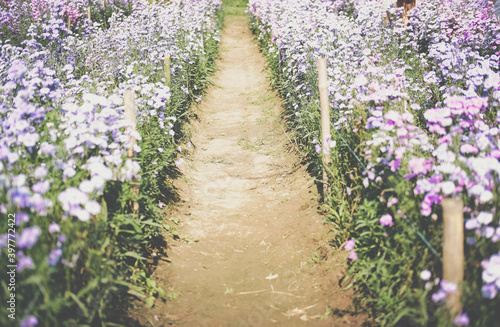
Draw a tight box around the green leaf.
[145,296,155,308]
[157,286,166,298]
[127,289,146,299]
[124,251,147,261]
[146,278,157,290]
[140,219,163,228]
[67,291,89,317]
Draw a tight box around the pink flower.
[387,197,398,207]
[490,149,500,159]
[348,251,358,260]
[389,159,401,172]
[460,144,479,154]
[380,214,394,227]
[408,157,434,175]
[344,239,355,251]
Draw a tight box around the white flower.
[477,212,493,225]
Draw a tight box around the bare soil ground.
[131,15,368,327]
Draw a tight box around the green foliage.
[0,4,223,327]
[249,10,471,327]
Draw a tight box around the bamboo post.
[87,6,91,20]
[164,54,171,87]
[317,58,331,200]
[102,0,107,29]
[67,16,71,30]
[124,90,139,213]
[442,197,464,315]
[396,0,416,25]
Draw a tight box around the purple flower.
[40,142,56,156]
[379,214,394,227]
[20,315,38,327]
[344,239,355,251]
[34,166,48,179]
[15,212,30,226]
[47,248,63,266]
[63,167,76,178]
[17,252,34,272]
[58,187,88,212]
[454,313,469,326]
[481,283,498,299]
[440,280,458,294]
[7,60,27,80]
[19,133,40,148]
[48,223,60,234]
[18,226,42,249]
[315,144,321,154]
[389,159,401,172]
[431,290,447,302]
[32,180,50,194]
[71,208,90,222]
[85,201,101,215]
[465,219,480,230]
[58,235,67,243]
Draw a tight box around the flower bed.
[248,0,500,325]
[0,0,222,326]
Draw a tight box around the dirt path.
[137,15,366,327]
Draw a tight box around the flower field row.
[248,0,500,325]
[0,0,222,326]
[1,0,135,46]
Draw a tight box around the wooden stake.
[396,0,416,25]
[164,54,171,87]
[317,58,331,200]
[87,6,91,20]
[124,90,139,213]
[442,197,464,315]
[102,0,107,29]
[67,16,71,30]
